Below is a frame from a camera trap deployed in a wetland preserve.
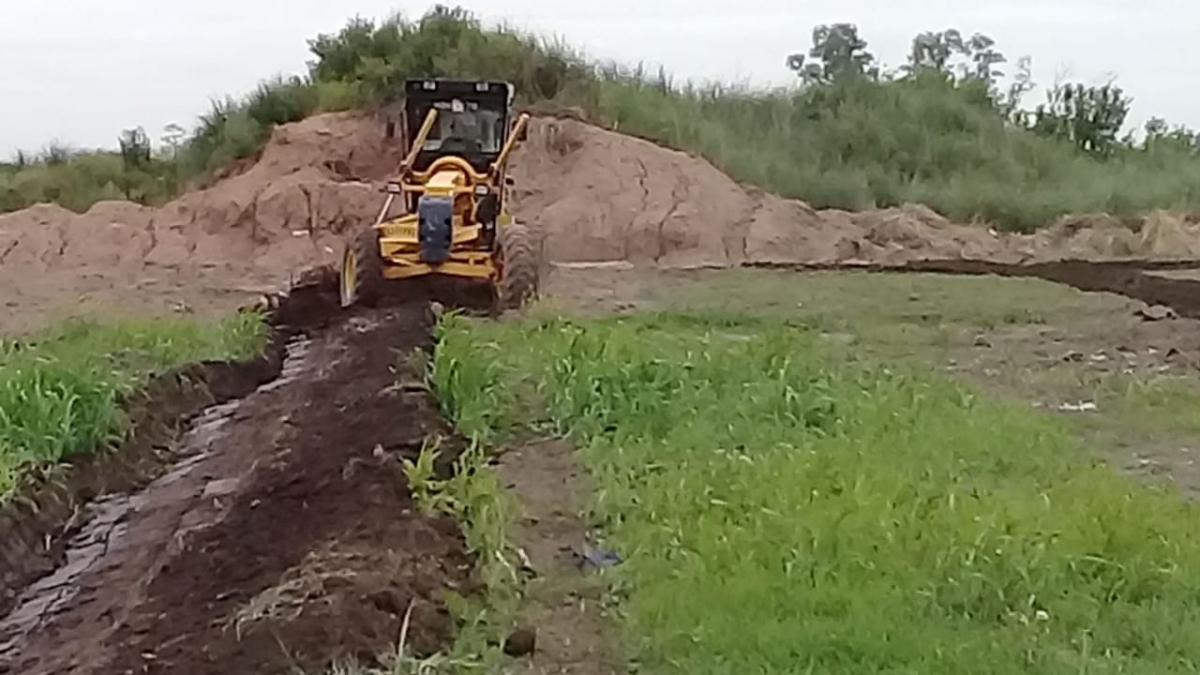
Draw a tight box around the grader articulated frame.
[339,78,539,312]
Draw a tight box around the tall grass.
[0,313,267,499]
[0,74,346,213]
[432,310,1200,674]
[6,6,1200,231]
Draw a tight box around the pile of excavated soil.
[0,113,403,332]
[510,117,1200,268]
[1,110,1197,331]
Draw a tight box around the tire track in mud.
[0,274,494,675]
[740,258,1200,317]
[0,336,318,674]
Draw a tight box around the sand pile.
[0,110,1196,331]
[1034,211,1200,259]
[0,113,403,330]
[511,118,1017,267]
[511,117,1200,267]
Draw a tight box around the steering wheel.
[438,136,482,153]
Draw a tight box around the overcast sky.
[1,1,1194,155]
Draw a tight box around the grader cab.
[338,78,538,311]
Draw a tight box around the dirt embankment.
[510,117,1200,267]
[0,114,404,332]
[3,111,1199,333]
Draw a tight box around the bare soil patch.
[495,437,624,675]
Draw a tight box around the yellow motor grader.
[338,78,539,311]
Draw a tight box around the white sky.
[1,1,1195,155]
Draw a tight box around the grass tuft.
[0,312,267,499]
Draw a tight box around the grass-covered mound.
[5,7,1200,232]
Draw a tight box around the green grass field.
[0,313,267,500]
[431,306,1200,674]
[643,268,1200,479]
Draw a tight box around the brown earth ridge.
[4,111,1200,333]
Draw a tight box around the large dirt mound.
[1,111,1196,331]
[510,117,1200,267]
[0,113,402,332]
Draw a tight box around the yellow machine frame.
[372,107,531,282]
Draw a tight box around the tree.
[902,29,1008,91]
[116,127,155,203]
[963,33,1006,85]
[786,23,878,86]
[998,56,1035,118]
[118,127,152,170]
[1144,117,1169,138]
[160,123,186,159]
[904,29,964,76]
[1025,81,1132,157]
[1141,116,1199,153]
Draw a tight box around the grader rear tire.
[339,227,385,308]
[494,221,539,313]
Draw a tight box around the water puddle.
[0,337,312,663]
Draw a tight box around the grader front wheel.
[493,221,539,313]
[339,227,384,309]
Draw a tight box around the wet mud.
[0,273,493,675]
[743,258,1200,317]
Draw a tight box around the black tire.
[494,221,539,313]
[339,227,385,308]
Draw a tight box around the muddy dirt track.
[743,257,1200,317]
[5,258,1200,674]
[0,275,493,675]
